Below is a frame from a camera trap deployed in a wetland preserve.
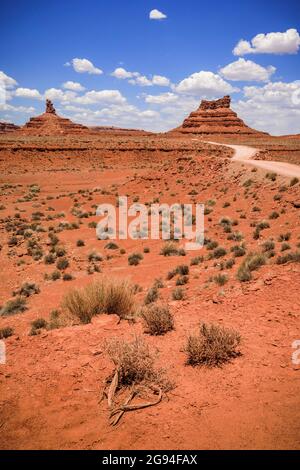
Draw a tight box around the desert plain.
[0,97,300,450]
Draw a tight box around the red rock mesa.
[175,95,267,135]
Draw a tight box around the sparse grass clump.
[276,251,300,265]
[13,282,40,297]
[44,253,55,264]
[257,220,270,231]
[227,231,243,242]
[225,258,235,269]
[209,247,227,259]
[153,278,164,289]
[128,252,143,266]
[144,286,159,305]
[62,277,135,323]
[176,275,189,286]
[31,317,47,330]
[278,232,291,242]
[172,287,185,300]
[105,242,119,250]
[141,303,174,335]
[176,264,189,275]
[262,240,275,252]
[281,242,290,252]
[290,177,299,186]
[185,323,241,367]
[219,216,232,227]
[266,172,277,181]
[237,252,266,282]
[190,256,203,266]
[56,257,69,271]
[76,239,85,247]
[55,246,66,257]
[269,211,279,220]
[214,274,228,286]
[207,240,218,250]
[88,251,102,262]
[50,270,61,281]
[0,327,14,339]
[0,297,27,317]
[230,244,246,258]
[160,241,184,256]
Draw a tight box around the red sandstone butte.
[173,95,268,135]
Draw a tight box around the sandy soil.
[0,134,299,450]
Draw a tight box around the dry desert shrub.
[62,277,135,323]
[144,286,159,304]
[0,327,14,339]
[128,252,143,265]
[237,252,266,282]
[172,287,185,300]
[141,303,174,335]
[0,296,27,317]
[160,241,183,256]
[185,322,241,367]
[105,335,171,390]
[13,282,40,297]
[276,251,300,265]
[290,177,299,186]
[214,273,228,286]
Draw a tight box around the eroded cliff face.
[0,122,20,133]
[175,95,267,135]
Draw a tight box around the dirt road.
[205,141,300,178]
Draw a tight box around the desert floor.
[0,133,299,450]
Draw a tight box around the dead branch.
[110,387,162,415]
[107,368,119,409]
[110,388,137,426]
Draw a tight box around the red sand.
[0,126,300,450]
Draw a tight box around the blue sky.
[0,0,299,134]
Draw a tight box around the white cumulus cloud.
[15,88,42,99]
[75,89,126,105]
[144,92,178,104]
[174,71,238,97]
[111,67,170,87]
[152,75,170,87]
[44,88,77,103]
[233,28,300,55]
[0,103,35,113]
[62,81,85,91]
[219,58,276,82]
[0,71,18,89]
[130,75,153,87]
[233,80,300,135]
[242,80,300,106]
[111,67,135,79]
[149,9,167,20]
[70,58,103,75]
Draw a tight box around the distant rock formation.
[89,126,151,136]
[174,95,267,135]
[45,99,56,115]
[20,100,89,135]
[0,121,20,133]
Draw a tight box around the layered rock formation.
[175,95,266,135]
[0,122,20,133]
[21,100,89,135]
[89,126,151,136]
